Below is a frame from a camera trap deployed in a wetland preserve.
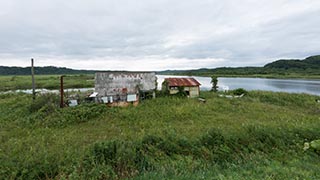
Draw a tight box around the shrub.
[29,93,59,113]
[210,76,218,92]
[62,104,106,123]
[40,103,107,127]
[232,88,248,96]
[175,87,188,97]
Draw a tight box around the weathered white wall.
[95,72,157,97]
[188,86,199,98]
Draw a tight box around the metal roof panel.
[164,78,201,87]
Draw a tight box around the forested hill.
[0,66,96,75]
[1,55,319,76]
[158,55,320,77]
[264,55,320,69]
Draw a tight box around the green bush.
[40,103,107,127]
[29,93,59,113]
[232,88,248,96]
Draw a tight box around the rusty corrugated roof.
[164,78,201,87]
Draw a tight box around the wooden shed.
[162,78,201,98]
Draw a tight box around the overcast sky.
[0,0,319,71]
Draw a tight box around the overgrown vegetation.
[231,88,248,96]
[1,91,320,179]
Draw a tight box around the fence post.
[60,75,65,108]
[31,58,36,101]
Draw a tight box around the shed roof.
[164,78,201,87]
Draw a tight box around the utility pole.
[60,75,65,108]
[31,58,36,100]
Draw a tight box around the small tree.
[211,76,218,92]
[176,86,187,97]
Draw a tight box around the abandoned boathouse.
[162,78,201,98]
[94,72,157,106]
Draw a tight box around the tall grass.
[0,91,320,179]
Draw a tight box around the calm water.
[157,75,320,96]
[2,76,319,96]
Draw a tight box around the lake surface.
[157,75,320,96]
[2,76,319,96]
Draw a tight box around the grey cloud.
[0,0,320,70]
[167,4,320,66]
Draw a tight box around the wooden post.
[60,75,64,108]
[31,58,36,100]
[153,90,156,99]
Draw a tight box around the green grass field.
[1,91,320,179]
[0,74,94,91]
